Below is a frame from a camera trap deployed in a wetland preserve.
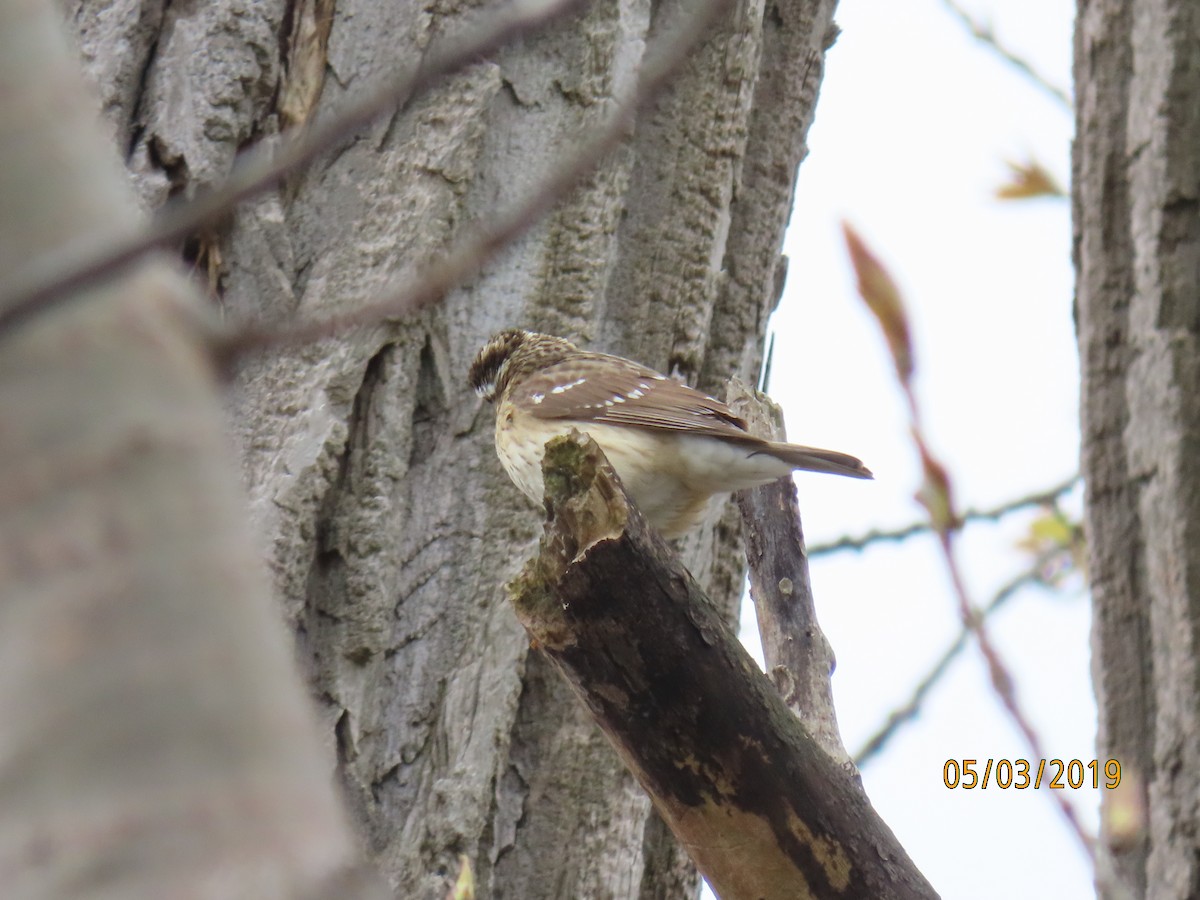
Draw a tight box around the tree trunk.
[68,0,839,896]
[1074,1,1200,896]
[0,2,360,897]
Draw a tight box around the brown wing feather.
[515,352,874,480]
[518,354,756,441]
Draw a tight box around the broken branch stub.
[506,433,937,900]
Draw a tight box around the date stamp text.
[943,758,1122,790]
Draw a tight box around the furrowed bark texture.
[1074,1,1200,896]
[1,2,360,897]
[508,435,937,900]
[69,0,839,895]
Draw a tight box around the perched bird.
[469,329,872,537]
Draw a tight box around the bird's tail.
[765,441,874,479]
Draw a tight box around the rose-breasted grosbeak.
[469,329,872,537]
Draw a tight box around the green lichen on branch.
[507,432,629,646]
[540,432,629,547]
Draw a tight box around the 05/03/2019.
[943,758,1122,790]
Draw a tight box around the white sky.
[734,1,1090,898]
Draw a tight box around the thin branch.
[214,0,731,361]
[843,222,1095,861]
[854,551,1063,767]
[730,382,850,767]
[809,475,1079,556]
[940,0,1071,109]
[0,0,588,335]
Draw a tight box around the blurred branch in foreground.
[0,0,587,336]
[215,0,734,361]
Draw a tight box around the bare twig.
[940,0,1071,108]
[854,551,1064,767]
[215,0,732,360]
[809,475,1079,556]
[0,0,587,335]
[843,222,1095,860]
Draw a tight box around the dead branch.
[507,434,938,900]
[728,380,851,767]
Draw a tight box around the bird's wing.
[516,354,758,442]
[514,351,874,479]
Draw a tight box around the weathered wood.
[729,381,850,767]
[509,434,937,900]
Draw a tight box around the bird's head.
[468,329,579,401]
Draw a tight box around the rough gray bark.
[1074,1,1200,897]
[0,2,361,898]
[66,0,840,896]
